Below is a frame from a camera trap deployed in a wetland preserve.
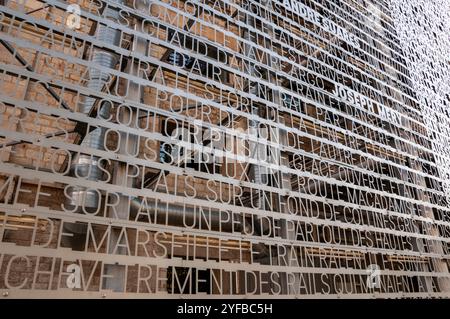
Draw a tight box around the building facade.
[0,0,449,298]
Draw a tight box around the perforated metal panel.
[0,0,449,298]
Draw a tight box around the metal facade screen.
[0,0,449,298]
